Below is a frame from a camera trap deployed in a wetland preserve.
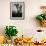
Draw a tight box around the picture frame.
[10,2,25,20]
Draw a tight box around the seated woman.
[0,36,6,44]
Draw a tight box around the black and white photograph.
[10,2,25,20]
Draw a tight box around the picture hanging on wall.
[10,2,25,20]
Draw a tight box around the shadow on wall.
[29,15,40,27]
[0,26,5,35]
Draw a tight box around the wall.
[0,0,46,38]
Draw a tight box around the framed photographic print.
[10,2,25,20]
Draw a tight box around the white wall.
[0,0,46,38]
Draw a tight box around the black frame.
[10,2,25,20]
